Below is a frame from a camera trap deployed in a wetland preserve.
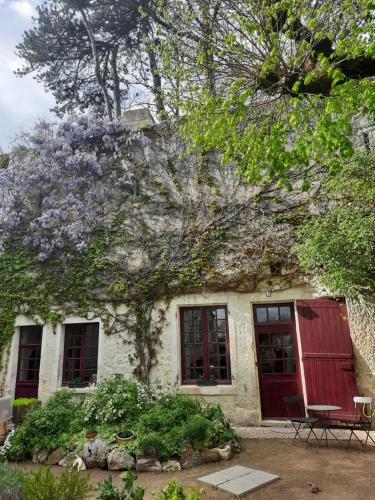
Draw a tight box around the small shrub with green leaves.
[23,467,92,500]
[153,478,204,500]
[4,390,84,460]
[182,415,210,449]
[96,470,145,500]
[12,398,39,407]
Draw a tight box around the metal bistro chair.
[283,395,319,445]
[343,396,375,450]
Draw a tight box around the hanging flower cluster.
[0,116,132,260]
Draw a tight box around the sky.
[0,0,54,152]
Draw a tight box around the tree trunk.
[77,5,113,120]
[111,46,122,119]
[142,21,166,120]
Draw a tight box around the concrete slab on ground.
[198,465,279,497]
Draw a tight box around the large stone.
[80,439,109,469]
[58,451,77,467]
[218,444,233,461]
[181,446,203,469]
[162,460,181,472]
[136,457,162,472]
[201,447,221,463]
[107,448,135,471]
[47,448,62,465]
[36,449,49,464]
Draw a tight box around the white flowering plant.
[83,375,174,427]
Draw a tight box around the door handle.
[342,366,355,372]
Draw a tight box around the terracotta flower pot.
[116,430,135,445]
[85,432,97,439]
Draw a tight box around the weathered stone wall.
[348,296,375,403]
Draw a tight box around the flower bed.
[1,376,239,472]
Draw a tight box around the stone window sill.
[178,385,237,396]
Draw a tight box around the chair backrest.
[354,396,372,422]
[283,395,305,419]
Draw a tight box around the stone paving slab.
[198,465,256,486]
[198,465,280,497]
[217,471,279,496]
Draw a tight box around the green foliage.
[5,390,84,460]
[4,378,237,464]
[23,467,92,500]
[153,478,204,500]
[181,415,210,449]
[96,471,145,500]
[0,153,9,169]
[0,463,24,493]
[296,154,375,296]
[134,395,235,460]
[137,433,168,460]
[12,398,39,407]
[83,376,171,427]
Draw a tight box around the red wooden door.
[15,326,42,399]
[254,303,302,419]
[297,298,358,419]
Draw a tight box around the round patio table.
[306,405,342,451]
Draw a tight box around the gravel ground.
[16,437,375,499]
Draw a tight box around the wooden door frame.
[253,302,304,420]
[15,325,43,399]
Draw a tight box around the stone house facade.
[0,115,374,426]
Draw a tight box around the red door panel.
[254,303,303,419]
[15,326,42,399]
[297,298,358,419]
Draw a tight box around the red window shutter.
[297,298,359,419]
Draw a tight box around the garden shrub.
[3,376,237,464]
[4,390,84,460]
[153,478,204,500]
[96,470,145,500]
[137,432,169,461]
[83,375,172,427]
[23,467,92,500]
[12,398,39,407]
[181,415,210,449]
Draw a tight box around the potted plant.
[196,374,217,386]
[12,398,41,424]
[85,426,98,439]
[68,377,87,389]
[116,428,135,445]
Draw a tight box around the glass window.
[256,308,267,323]
[63,323,99,384]
[255,304,293,323]
[17,326,42,383]
[181,307,231,384]
[257,331,296,374]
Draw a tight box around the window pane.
[268,307,279,321]
[217,331,227,342]
[272,334,281,346]
[256,308,267,322]
[282,333,293,345]
[280,306,292,321]
[261,362,272,373]
[286,359,296,373]
[259,334,268,345]
[20,326,42,345]
[260,347,272,359]
[284,345,295,358]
